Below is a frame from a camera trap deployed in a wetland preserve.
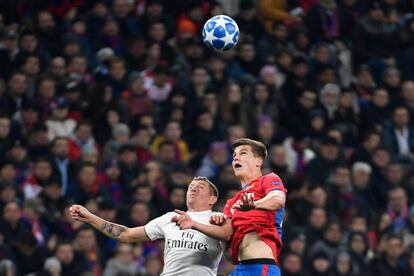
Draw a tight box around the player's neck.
[187,206,212,212]
[239,171,262,186]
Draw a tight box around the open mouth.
[234,164,242,169]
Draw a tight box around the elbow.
[222,232,232,242]
[270,199,285,211]
[224,231,233,242]
[118,228,132,243]
[221,227,233,242]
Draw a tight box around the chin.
[234,170,243,177]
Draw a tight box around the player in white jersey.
[69,176,223,276]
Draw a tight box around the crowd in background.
[0,0,414,275]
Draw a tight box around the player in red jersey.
[173,138,286,275]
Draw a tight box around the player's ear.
[256,158,263,167]
[209,195,218,206]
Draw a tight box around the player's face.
[186,180,215,209]
[232,145,262,178]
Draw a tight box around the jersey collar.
[241,175,262,190]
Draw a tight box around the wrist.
[192,221,200,230]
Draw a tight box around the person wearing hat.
[46,96,77,141]
[0,29,19,79]
[70,176,223,276]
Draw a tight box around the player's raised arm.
[172,209,233,242]
[70,204,149,243]
[234,190,286,211]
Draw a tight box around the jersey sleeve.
[261,173,287,195]
[223,199,234,219]
[144,213,171,240]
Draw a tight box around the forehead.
[188,180,208,188]
[233,145,252,154]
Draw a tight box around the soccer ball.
[202,15,240,52]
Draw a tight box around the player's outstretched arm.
[70,204,149,243]
[234,190,286,212]
[172,210,233,242]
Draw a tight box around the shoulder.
[263,172,283,182]
[163,211,177,218]
[150,212,176,223]
[261,173,287,192]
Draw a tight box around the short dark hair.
[232,138,267,160]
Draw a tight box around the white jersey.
[144,210,223,276]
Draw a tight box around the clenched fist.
[70,204,92,222]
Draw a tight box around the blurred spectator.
[102,123,131,161]
[151,120,190,162]
[260,0,303,30]
[382,105,414,161]
[39,179,68,225]
[46,97,77,141]
[281,251,303,276]
[118,144,140,187]
[332,250,356,276]
[196,141,228,181]
[13,231,46,275]
[21,156,54,199]
[0,71,29,117]
[121,72,154,118]
[304,136,342,184]
[0,0,413,273]
[219,82,250,129]
[305,207,327,248]
[54,240,91,276]
[0,201,31,245]
[131,126,153,166]
[347,231,371,274]
[74,225,103,275]
[353,1,399,82]
[364,234,407,276]
[23,198,49,246]
[103,243,141,276]
[307,249,332,276]
[386,187,409,235]
[50,137,77,194]
[68,121,98,161]
[67,162,107,205]
[351,130,381,164]
[400,81,414,121]
[235,0,266,40]
[189,109,224,166]
[36,11,61,56]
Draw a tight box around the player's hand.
[210,213,226,225]
[171,209,194,230]
[233,192,256,211]
[69,204,92,222]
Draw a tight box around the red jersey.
[223,173,287,265]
